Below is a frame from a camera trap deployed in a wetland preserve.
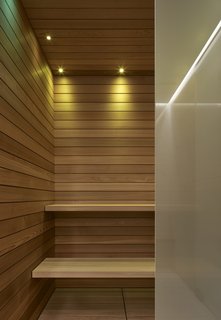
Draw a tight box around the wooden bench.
[32,258,155,279]
[33,204,155,281]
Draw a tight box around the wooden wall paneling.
[0,148,54,181]
[55,173,154,183]
[54,111,154,121]
[27,283,54,320]
[1,0,53,94]
[0,80,53,146]
[53,72,155,288]
[2,0,155,306]
[54,102,154,112]
[53,77,155,85]
[0,7,53,120]
[43,45,154,53]
[0,0,55,318]
[0,95,53,151]
[0,238,53,293]
[54,76,154,203]
[21,0,154,8]
[55,211,154,258]
[0,132,53,172]
[56,278,154,288]
[21,0,154,75]
[41,36,153,46]
[0,231,54,275]
[26,8,154,20]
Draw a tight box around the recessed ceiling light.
[119,67,125,75]
[58,67,64,74]
[46,35,52,41]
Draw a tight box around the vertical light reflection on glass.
[156,11,221,320]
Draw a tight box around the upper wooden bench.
[45,203,155,212]
[32,258,155,279]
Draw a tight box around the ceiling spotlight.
[119,67,125,75]
[46,35,52,41]
[58,67,64,74]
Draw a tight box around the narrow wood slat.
[55,139,154,148]
[55,278,154,288]
[51,66,154,73]
[55,226,154,236]
[54,102,154,112]
[22,0,154,8]
[54,191,154,202]
[37,30,154,39]
[31,20,154,30]
[55,155,154,164]
[55,217,154,227]
[45,203,155,212]
[55,235,154,245]
[54,76,154,85]
[48,52,154,60]
[54,147,154,156]
[54,93,154,103]
[54,111,154,121]
[54,120,154,129]
[55,182,154,192]
[43,45,154,53]
[55,173,154,183]
[27,8,154,20]
[32,258,155,278]
[54,84,154,94]
[55,244,153,254]
[54,129,154,138]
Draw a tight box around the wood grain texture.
[21,0,154,74]
[2,0,155,307]
[52,75,154,268]
[0,0,54,319]
[54,76,154,203]
[46,204,155,212]
[32,258,155,278]
[54,210,154,263]
[55,278,154,288]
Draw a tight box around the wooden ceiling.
[21,0,154,75]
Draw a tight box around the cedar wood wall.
[53,76,155,288]
[0,0,155,316]
[0,0,54,318]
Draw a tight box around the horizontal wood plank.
[22,0,154,8]
[46,203,155,212]
[27,8,154,20]
[32,258,155,278]
[31,20,154,30]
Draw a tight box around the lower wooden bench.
[32,258,155,279]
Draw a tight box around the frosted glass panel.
[156,10,221,320]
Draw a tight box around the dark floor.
[39,288,154,320]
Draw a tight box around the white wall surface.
[156,0,221,103]
[156,1,221,319]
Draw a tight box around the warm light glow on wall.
[112,85,129,94]
[46,35,52,41]
[110,77,130,104]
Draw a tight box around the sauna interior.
[0,0,154,318]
